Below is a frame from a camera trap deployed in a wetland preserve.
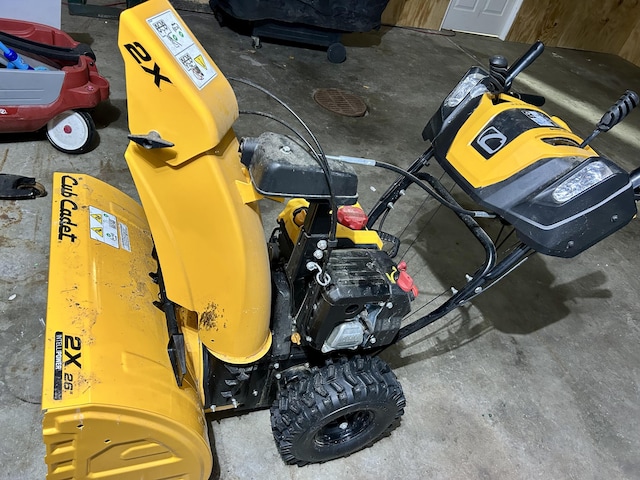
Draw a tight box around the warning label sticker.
[522,109,558,128]
[147,9,217,89]
[89,206,119,249]
[119,222,131,252]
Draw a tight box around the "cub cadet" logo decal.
[476,126,507,155]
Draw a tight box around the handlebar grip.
[597,90,639,132]
[504,41,545,92]
[510,92,546,107]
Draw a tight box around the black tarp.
[210,0,390,32]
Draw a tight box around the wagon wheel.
[46,110,97,154]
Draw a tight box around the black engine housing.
[299,248,411,352]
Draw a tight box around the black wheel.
[327,42,347,64]
[270,356,405,466]
[46,110,96,154]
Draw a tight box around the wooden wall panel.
[381,0,449,30]
[507,0,640,56]
[619,17,640,66]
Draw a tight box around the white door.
[441,0,523,40]
[4,0,62,29]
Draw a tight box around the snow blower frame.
[41,1,639,478]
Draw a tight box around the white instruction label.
[522,110,557,128]
[119,222,131,252]
[147,9,217,89]
[89,206,119,249]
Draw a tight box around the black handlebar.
[0,31,96,63]
[503,41,545,92]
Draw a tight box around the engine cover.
[300,249,412,352]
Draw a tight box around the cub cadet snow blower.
[42,0,640,478]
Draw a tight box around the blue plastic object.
[0,39,34,69]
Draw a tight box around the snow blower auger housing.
[43,0,640,477]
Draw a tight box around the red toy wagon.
[0,18,109,153]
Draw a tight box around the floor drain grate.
[313,88,367,117]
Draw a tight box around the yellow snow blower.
[42,0,640,478]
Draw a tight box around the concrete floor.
[1,3,640,479]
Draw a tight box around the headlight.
[444,72,487,107]
[552,160,614,203]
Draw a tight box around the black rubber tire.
[270,356,405,466]
[327,42,347,64]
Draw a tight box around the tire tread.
[270,356,405,466]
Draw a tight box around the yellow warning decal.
[89,206,119,249]
[194,55,206,69]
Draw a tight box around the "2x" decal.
[124,42,172,88]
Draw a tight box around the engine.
[298,248,413,353]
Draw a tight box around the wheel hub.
[315,410,375,446]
